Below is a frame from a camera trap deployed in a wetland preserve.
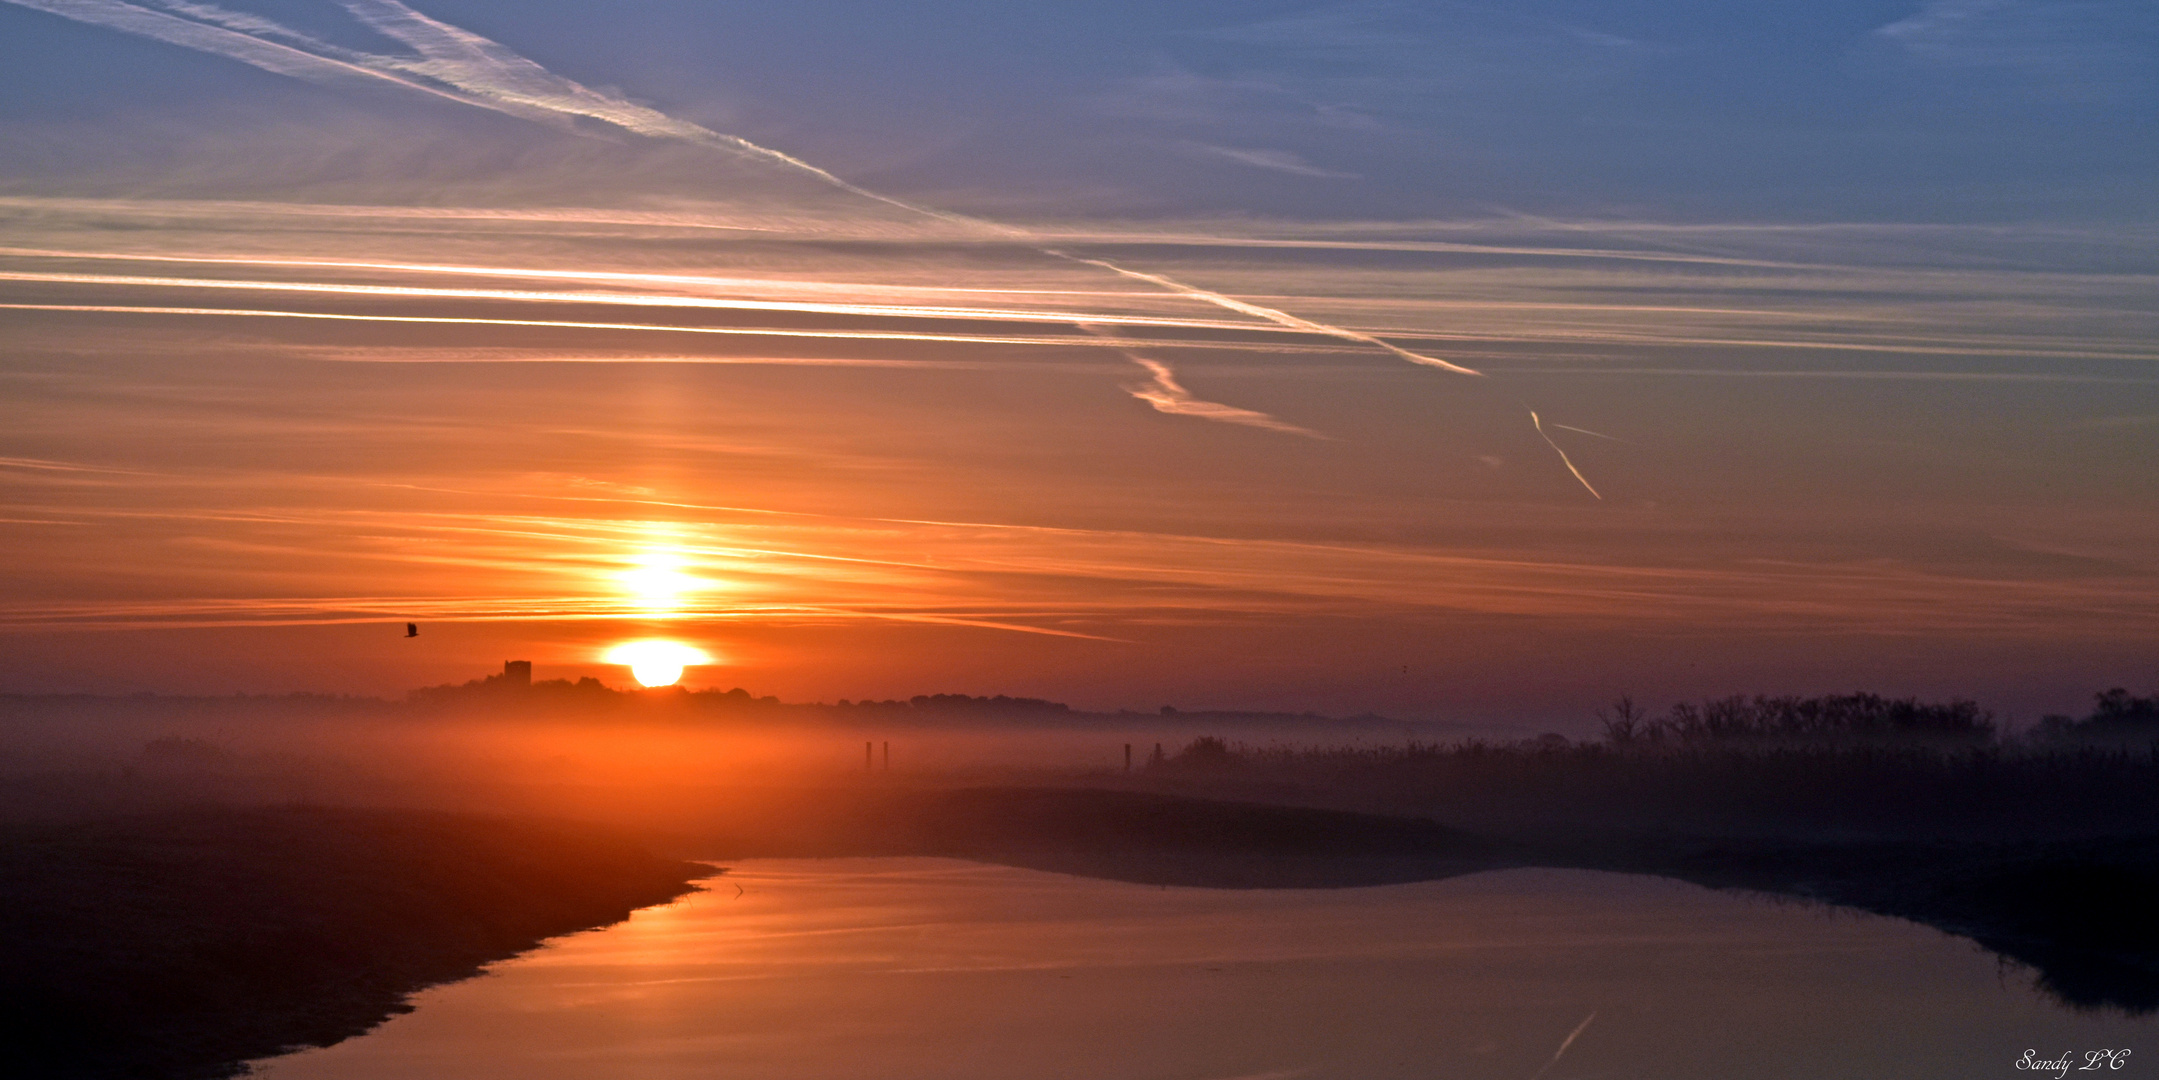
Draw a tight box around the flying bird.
[404,622,418,638]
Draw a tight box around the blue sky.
[4,1,2153,220]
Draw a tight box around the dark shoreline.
[0,806,703,1079]
[1529,830,2159,1013]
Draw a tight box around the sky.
[0,0,2154,725]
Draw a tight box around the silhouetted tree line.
[407,673,613,703]
[2042,689,2159,736]
[831,694,1071,717]
[405,679,781,709]
[1142,690,2159,839]
[404,673,1069,719]
[1597,692,1994,746]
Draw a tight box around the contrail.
[3,0,514,108]
[4,0,1617,493]
[1548,422,1623,442]
[0,269,1281,331]
[4,0,1479,366]
[1530,410,1602,500]
[0,246,1151,301]
[1052,252,1484,376]
[0,303,1339,355]
[335,0,969,225]
[1527,1010,1597,1080]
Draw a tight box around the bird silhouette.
[404,623,418,638]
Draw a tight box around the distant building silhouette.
[501,660,531,688]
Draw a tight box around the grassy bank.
[0,806,703,1079]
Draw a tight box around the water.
[255,859,2153,1079]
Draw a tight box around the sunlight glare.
[603,640,711,688]
[618,550,703,615]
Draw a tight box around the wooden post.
[865,741,873,771]
[1124,743,1132,772]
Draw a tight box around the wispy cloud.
[1,302,1279,354]
[1088,67,1368,130]
[6,0,946,216]
[1184,143,1359,179]
[1871,0,2156,99]
[0,1,1497,383]
[5,0,454,93]
[5,205,2153,373]
[0,267,1257,327]
[1121,355,1324,437]
[1078,323,1323,438]
[8,491,2157,636]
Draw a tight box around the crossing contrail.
[4,0,1615,494]
[1530,410,1603,500]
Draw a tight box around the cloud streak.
[1073,322,1324,436]
[7,493,2156,636]
[0,302,1359,358]
[1120,355,1325,437]
[0,268,1281,332]
[1185,143,1360,179]
[1,1,1497,380]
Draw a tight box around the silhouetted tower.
[502,660,531,688]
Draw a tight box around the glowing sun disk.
[604,640,710,688]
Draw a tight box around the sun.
[603,640,710,688]
[617,550,704,615]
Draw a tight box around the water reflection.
[258,860,2156,1080]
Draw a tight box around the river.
[255,858,2152,1079]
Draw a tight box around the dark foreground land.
[8,782,2159,1076]
[0,807,703,1079]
